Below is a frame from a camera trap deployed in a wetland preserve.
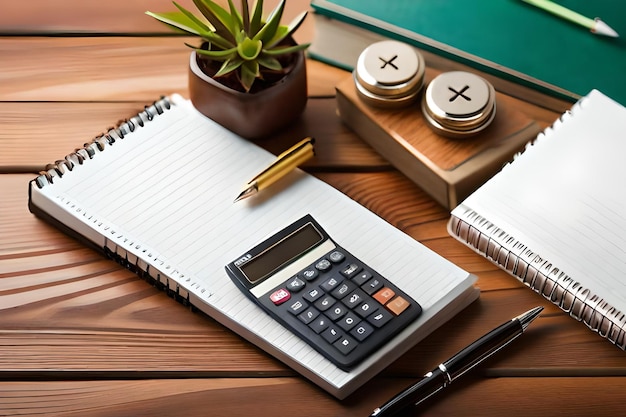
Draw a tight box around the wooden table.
[2,1,625,416]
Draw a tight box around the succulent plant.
[147,0,309,92]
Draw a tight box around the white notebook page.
[454,90,626,313]
[32,95,474,394]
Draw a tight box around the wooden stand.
[336,70,542,209]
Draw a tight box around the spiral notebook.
[27,94,478,398]
[449,90,626,350]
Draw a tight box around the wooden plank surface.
[0,37,341,102]
[0,97,387,172]
[2,0,626,416]
[2,376,626,417]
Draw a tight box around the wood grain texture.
[0,0,315,41]
[0,37,340,102]
[1,376,626,417]
[1,1,624,414]
[337,70,539,171]
[0,98,386,172]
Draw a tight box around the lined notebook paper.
[29,95,477,398]
[449,90,626,349]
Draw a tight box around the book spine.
[309,0,577,110]
[448,212,626,350]
[31,96,174,189]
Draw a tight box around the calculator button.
[373,287,396,305]
[350,322,375,342]
[343,289,368,309]
[329,251,345,263]
[354,300,379,318]
[320,276,343,293]
[303,287,324,303]
[387,296,411,315]
[297,307,320,324]
[315,258,332,272]
[301,268,318,282]
[287,299,308,315]
[314,295,336,311]
[367,309,394,328]
[331,281,356,299]
[321,326,342,344]
[337,311,361,332]
[333,335,358,355]
[340,263,362,279]
[309,316,330,334]
[286,276,306,292]
[352,270,373,286]
[269,288,290,305]
[326,304,349,321]
[362,278,383,295]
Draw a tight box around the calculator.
[225,214,422,370]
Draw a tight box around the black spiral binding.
[33,96,173,189]
[32,95,195,308]
[102,240,193,309]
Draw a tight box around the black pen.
[369,306,544,417]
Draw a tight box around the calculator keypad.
[259,248,422,369]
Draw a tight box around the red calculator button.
[269,288,291,305]
[387,296,410,315]
[373,287,395,305]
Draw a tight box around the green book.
[310,0,626,107]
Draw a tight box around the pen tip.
[517,306,544,331]
[234,184,257,203]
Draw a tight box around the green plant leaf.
[215,58,244,77]
[266,10,308,48]
[263,43,310,56]
[147,9,234,50]
[201,34,238,51]
[249,0,264,36]
[226,0,243,34]
[252,0,284,44]
[193,46,238,60]
[196,30,237,51]
[192,0,237,42]
[172,1,212,33]
[240,60,260,92]
[240,0,250,33]
[257,55,282,71]
[266,25,288,47]
[237,37,262,60]
[145,10,204,36]
[235,30,246,43]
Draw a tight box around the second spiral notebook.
[449,89,626,350]
[27,94,478,399]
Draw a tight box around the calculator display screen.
[240,222,324,284]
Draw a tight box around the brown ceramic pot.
[188,49,308,140]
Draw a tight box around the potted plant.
[147,0,310,139]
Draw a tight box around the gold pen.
[234,137,316,202]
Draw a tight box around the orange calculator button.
[386,296,411,315]
[373,287,395,305]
